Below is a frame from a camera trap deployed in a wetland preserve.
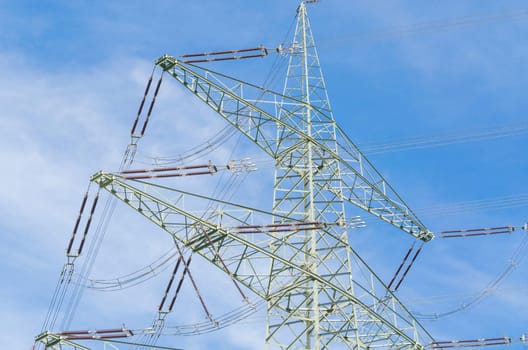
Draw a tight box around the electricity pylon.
[38,2,435,349]
[268,3,420,348]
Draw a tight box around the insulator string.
[131,67,155,135]
[141,74,164,137]
[387,243,416,291]
[66,190,89,255]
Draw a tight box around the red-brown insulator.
[394,246,423,291]
[66,192,89,255]
[131,74,153,135]
[388,245,414,290]
[77,217,91,255]
[78,191,89,214]
[180,52,209,58]
[212,47,261,55]
[65,333,129,340]
[441,225,513,238]
[120,164,210,175]
[182,50,266,64]
[152,74,163,97]
[142,75,154,97]
[141,75,163,136]
[233,224,272,229]
[265,227,313,233]
[484,337,510,342]
[238,47,263,53]
[77,193,99,255]
[123,170,214,180]
[209,50,237,56]
[168,255,192,312]
[168,275,185,312]
[68,217,82,246]
[158,257,182,312]
[91,328,126,334]
[158,295,168,312]
[235,223,322,234]
[181,47,262,58]
[233,221,321,230]
[212,56,237,62]
[130,116,140,136]
[66,225,79,255]
[131,98,146,135]
[441,226,511,234]
[89,193,99,216]
[239,53,266,59]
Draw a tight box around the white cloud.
[2,2,527,348]
[0,44,277,348]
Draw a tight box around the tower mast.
[269,3,360,348]
[37,2,434,349]
[268,3,424,349]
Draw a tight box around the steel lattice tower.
[37,2,435,349]
[267,3,426,349]
[268,3,359,348]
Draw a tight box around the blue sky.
[1,1,527,349]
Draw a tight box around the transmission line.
[78,248,179,292]
[417,193,528,217]
[413,231,528,320]
[406,285,528,306]
[316,8,528,48]
[360,124,528,156]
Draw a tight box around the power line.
[417,193,528,217]
[152,122,526,173]
[316,8,528,48]
[413,232,528,320]
[359,124,528,156]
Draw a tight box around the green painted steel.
[35,332,90,350]
[38,2,437,349]
[150,3,433,348]
[89,172,433,349]
[154,52,432,243]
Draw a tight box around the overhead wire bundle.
[412,227,528,320]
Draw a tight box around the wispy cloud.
[2,2,527,348]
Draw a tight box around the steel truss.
[38,2,436,349]
[89,171,432,349]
